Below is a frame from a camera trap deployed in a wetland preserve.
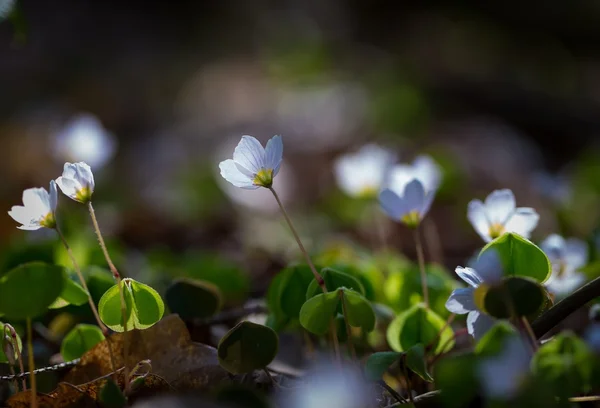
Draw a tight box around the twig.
[0,359,80,381]
[383,390,441,407]
[378,380,407,404]
[532,275,600,338]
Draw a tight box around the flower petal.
[467,199,490,242]
[473,249,504,284]
[478,336,530,399]
[49,180,58,212]
[412,155,442,193]
[22,188,50,220]
[379,188,408,221]
[540,234,565,263]
[56,177,78,199]
[503,208,539,238]
[8,206,31,226]
[546,272,586,297]
[403,179,425,213]
[219,159,258,189]
[455,266,484,287]
[233,135,266,175]
[334,144,394,197]
[74,162,95,192]
[466,310,496,340]
[484,189,515,224]
[564,238,588,271]
[265,135,283,176]
[445,287,475,314]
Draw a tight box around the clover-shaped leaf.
[475,277,549,320]
[387,303,453,353]
[0,262,65,319]
[480,232,552,283]
[267,265,314,320]
[218,321,279,374]
[305,268,365,299]
[165,278,222,320]
[49,276,89,309]
[99,278,165,332]
[60,324,105,361]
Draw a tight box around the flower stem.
[26,318,37,408]
[268,186,341,360]
[268,187,326,292]
[55,224,118,379]
[520,317,539,352]
[339,289,356,360]
[413,227,429,309]
[5,324,25,391]
[87,201,130,389]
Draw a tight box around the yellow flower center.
[473,283,490,312]
[75,186,93,203]
[357,186,378,199]
[40,212,56,229]
[401,210,421,229]
[253,168,274,188]
[488,223,505,240]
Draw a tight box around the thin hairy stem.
[268,187,326,292]
[339,290,357,360]
[87,202,130,390]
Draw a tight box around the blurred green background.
[1,0,600,294]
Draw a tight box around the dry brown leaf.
[6,315,233,407]
[64,314,232,389]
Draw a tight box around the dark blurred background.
[1,0,600,283]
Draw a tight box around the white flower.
[478,335,531,399]
[468,189,539,243]
[56,162,95,203]
[8,181,57,230]
[540,234,588,297]
[219,135,283,189]
[387,155,442,194]
[445,250,503,340]
[53,113,117,169]
[378,155,442,227]
[0,0,15,20]
[333,144,395,198]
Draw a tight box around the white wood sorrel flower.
[445,250,503,340]
[468,189,539,243]
[378,155,441,228]
[333,144,395,199]
[8,181,57,230]
[219,135,283,189]
[55,162,95,203]
[540,234,588,297]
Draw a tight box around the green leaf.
[299,290,340,335]
[0,322,21,364]
[217,321,279,374]
[475,321,518,356]
[477,277,547,319]
[60,324,105,361]
[531,331,595,398]
[480,232,552,283]
[0,262,65,319]
[165,278,222,320]
[406,343,433,382]
[386,303,454,353]
[434,353,478,408]
[342,289,376,333]
[99,378,127,408]
[305,268,365,299]
[335,314,348,342]
[267,265,314,319]
[364,351,402,381]
[98,278,165,332]
[49,276,89,309]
